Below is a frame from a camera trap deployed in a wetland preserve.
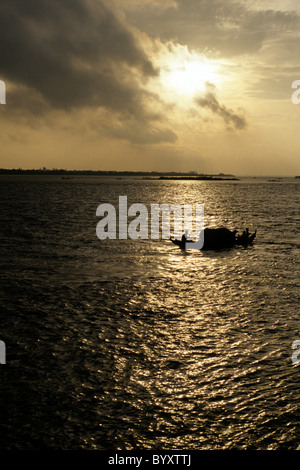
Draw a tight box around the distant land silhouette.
[0,168,238,180]
[156,175,238,181]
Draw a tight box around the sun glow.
[162,56,220,97]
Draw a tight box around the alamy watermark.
[0,80,6,104]
[96,196,205,249]
[0,341,6,364]
[292,340,300,365]
[291,80,300,104]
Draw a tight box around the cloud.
[196,83,247,130]
[0,0,157,116]
[109,121,178,144]
[112,0,177,9]
[121,0,300,57]
[0,0,183,146]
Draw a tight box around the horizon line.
[0,168,298,178]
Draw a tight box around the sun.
[161,54,220,97]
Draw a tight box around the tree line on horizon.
[0,168,235,177]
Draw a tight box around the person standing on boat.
[181,230,188,243]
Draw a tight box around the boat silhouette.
[170,227,256,250]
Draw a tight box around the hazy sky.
[1,0,300,175]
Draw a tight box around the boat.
[170,227,256,250]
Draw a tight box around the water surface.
[0,176,299,449]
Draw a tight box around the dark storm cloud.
[196,84,247,130]
[0,0,157,115]
[124,0,300,56]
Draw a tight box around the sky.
[0,0,300,175]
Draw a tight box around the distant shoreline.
[0,170,297,179]
[155,175,238,181]
[0,169,238,180]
